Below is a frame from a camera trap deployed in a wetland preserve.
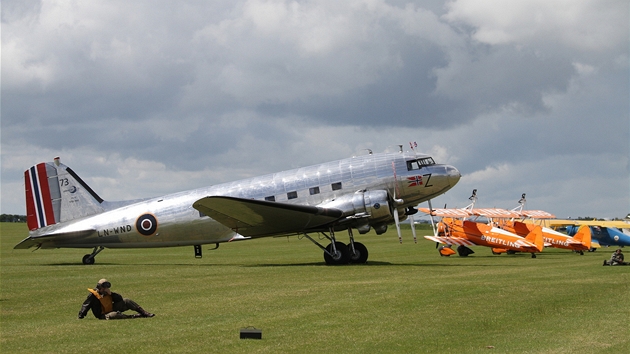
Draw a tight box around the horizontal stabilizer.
[14,229,96,249]
[193,196,343,237]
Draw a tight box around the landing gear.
[457,245,474,257]
[348,242,369,263]
[302,227,369,265]
[82,246,105,265]
[324,242,349,265]
[531,253,537,258]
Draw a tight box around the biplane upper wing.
[472,208,520,218]
[528,219,630,228]
[519,210,556,219]
[418,208,471,218]
[193,196,344,237]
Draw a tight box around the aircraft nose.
[446,165,461,187]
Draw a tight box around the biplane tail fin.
[524,225,544,252]
[571,225,592,249]
[25,158,105,231]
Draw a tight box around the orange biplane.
[421,191,544,258]
[499,194,592,254]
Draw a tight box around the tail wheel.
[324,242,349,265]
[348,242,369,264]
[82,255,95,265]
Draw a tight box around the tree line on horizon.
[1,214,27,223]
[1,214,628,224]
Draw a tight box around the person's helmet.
[96,279,111,289]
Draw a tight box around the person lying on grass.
[78,278,155,320]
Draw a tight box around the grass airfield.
[1,222,628,353]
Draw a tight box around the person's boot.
[137,307,155,317]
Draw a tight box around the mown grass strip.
[1,222,628,353]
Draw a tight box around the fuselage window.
[406,157,436,171]
[309,187,320,195]
[332,182,342,191]
[287,191,298,200]
[265,196,276,202]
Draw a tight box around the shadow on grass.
[38,253,568,267]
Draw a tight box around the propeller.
[405,206,418,243]
[393,206,402,244]
[427,199,438,248]
[391,162,403,243]
[409,214,417,243]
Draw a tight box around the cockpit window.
[406,157,436,171]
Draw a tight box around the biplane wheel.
[507,250,517,255]
[82,254,95,265]
[531,253,537,259]
[579,250,584,255]
[324,242,349,265]
[457,245,474,257]
[348,242,368,264]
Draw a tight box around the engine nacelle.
[319,190,394,232]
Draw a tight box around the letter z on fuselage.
[15,149,460,265]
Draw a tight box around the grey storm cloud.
[1,0,628,218]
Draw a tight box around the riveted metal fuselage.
[28,151,460,249]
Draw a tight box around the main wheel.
[348,242,368,264]
[457,245,474,257]
[324,242,349,265]
[82,254,95,265]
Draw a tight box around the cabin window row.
[264,182,342,202]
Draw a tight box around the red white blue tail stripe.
[25,163,56,230]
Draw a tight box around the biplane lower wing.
[424,235,477,247]
[193,196,344,237]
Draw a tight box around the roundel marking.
[613,235,620,242]
[136,214,158,236]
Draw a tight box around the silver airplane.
[15,146,461,265]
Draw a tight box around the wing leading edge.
[193,196,344,237]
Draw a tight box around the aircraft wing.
[193,196,344,237]
[472,208,520,218]
[419,208,471,218]
[519,210,556,219]
[530,219,630,228]
[424,235,477,246]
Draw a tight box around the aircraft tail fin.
[25,158,105,230]
[571,225,592,249]
[524,225,544,252]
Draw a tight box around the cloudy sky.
[2,0,628,219]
